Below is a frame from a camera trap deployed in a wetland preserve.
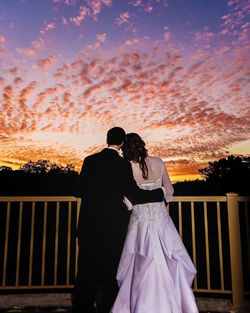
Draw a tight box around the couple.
[72,127,198,313]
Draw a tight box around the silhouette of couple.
[72,127,198,313]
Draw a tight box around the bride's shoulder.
[147,155,164,164]
[147,156,165,171]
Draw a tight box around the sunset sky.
[0,0,250,182]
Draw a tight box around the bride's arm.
[161,160,174,203]
[123,196,133,210]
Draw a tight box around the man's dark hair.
[107,127,126,145]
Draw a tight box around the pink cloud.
[33,85,63,111]
[0,35,6,45]
[36,55,56,69]
[53,0,77,5]
[85,42,100,50]
[70,6,89,26]
[78,71,92,85]
[96,33,107,43]
[16,38,45,57]
[63,0,112,25]
[163,31,171,41]
[219,0,250,43]
[40,22,56,35]
[194,30,214,41]
[125,38,140,45]
[33,92,48,110]
[61,16,68,25]
[46,23,55,31]
[90,0,112,18]
[19,81,37,104]
[54,63,70,77]
[14,77,23,86]
[31,38,45,50]
[2,85,14,105]
[88,59,102,71]
[145,5,153,13]
[84,34,107,50]
[131,0,142,6]
[170,55,183,65]
[9,67,18,74]
[82,83,104,99]
[91,0,102,16]
[100,0,113,6]
[115,12,130,26]
[214,46,230,57]
[71,60,84,70]
[238,27,249,42]
[62,91,72,105]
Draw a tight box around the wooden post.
[226,192,244,309]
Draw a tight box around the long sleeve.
[161,160,174,202]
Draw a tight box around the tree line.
[0,155,249,196]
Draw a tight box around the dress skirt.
[111,202,199,313]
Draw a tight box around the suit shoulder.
[84,151,102,161]
[122,159,134,174]
[118,155,130,165]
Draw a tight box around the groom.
[72,127,165,313]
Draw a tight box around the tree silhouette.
[199,155,250,180]
[20,159,77,174]
[198,155,250,195]
[0,166,12,172]
[1,156,249,196]
[0,160,78,196]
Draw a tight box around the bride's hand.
[123,196,133,210]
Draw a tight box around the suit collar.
[106,146,120,153]
[102,147,120,156]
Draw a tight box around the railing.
[0,197,81,289]
[171,193,250,309]
[0,194,249,309]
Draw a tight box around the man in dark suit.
[72,127,165,313]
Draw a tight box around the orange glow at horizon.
[1,137,249,183]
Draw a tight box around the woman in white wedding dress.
[111,133,199,313]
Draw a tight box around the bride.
[111,133,199,313]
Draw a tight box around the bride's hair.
[122,133,148,179]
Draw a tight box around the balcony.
[0,194,249,312]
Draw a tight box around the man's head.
[107,127,126,147]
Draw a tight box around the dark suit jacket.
[77,148,163,278]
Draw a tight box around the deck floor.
[0,293,248,312]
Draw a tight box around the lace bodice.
[130,201,170,226]
[128,179,170,226]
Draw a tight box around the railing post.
[226,192,244,310]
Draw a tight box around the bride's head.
[122,133,148,179]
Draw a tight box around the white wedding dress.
[111,156,199,313]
